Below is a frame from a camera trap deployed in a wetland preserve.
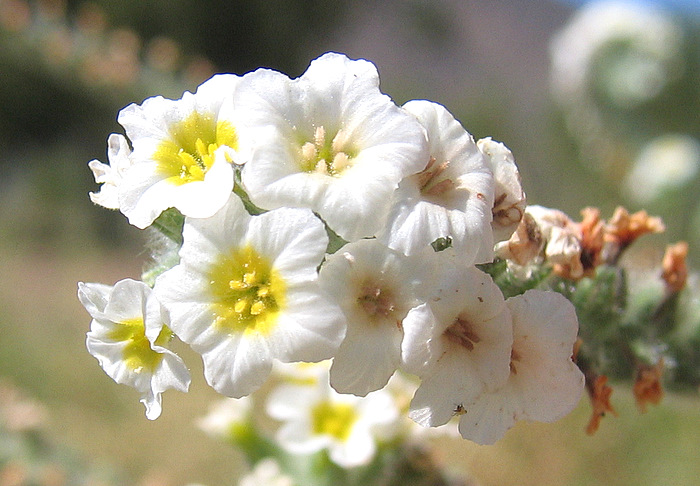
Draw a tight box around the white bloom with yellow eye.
[154,194,344,398]
[266,373,400,468]
[378,100,494,261]
[196,396,253,440]
[78,278,190,420]
[237,52,429,241]
[117,74,242,228]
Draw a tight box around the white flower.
[457,290,585,444]
[318,239,429,396]
[550,0,683,110]
[477,137,526,244]
[196,396,253,439]
[624,134,700,204]
[377,100,494,261]
[238,459,293,486]
[117,74,243,228]
[272,360,331,386]
[266,375,400,468]
[154,194,344,398]
[237,52,429,241]
[88,133,133,210]
[78,279,190,420]
[402,265,513,428]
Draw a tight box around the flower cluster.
[79,52,584,448]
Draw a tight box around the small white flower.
[402,265,513,428]
[377,100,494,261]
[550,1,683,109]
[272,360,331,386]
[266,375,400,468]
[238,458,294,486]
[78,279,190,420]
[196,396,253,439]
[88,133,133,210]
[624,134,700,204]
[477,137,526,244]
[457,290,585,444]
[117,74,243,228]
[237,52,429,241]
[154,194,344,398]
[318,239,429,396]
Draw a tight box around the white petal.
[78,281,114,318]
[457,391,517,445]
[330,321,403,396]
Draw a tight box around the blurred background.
[1,0,699,484]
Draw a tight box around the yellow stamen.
[208,244,286,336]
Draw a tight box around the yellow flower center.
[299,125,357,176]
[311,401,358,441]
[208,244,286,336]
[155,111,238,185]
[108,319,173,373]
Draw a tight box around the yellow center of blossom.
[209,244,286,336]
[443,315,480,351]
[155,111,238,185]
[299,125,357,176]
[311,401,358,441]
[108,318,173,373]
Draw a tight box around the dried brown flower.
[585,374,617,435]
[633,359,665,413]
[604,207,665,261]
[577,207,605,276]
[496,211,543,266]
[661,241,689,293]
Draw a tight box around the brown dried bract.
[585,374,617,435]
[661,241,689,294]
[633,359,665,413]
[604,207,665,258]
[577,207,605,276]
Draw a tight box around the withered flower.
[633,359,665,413]
[495,212,543,266]
[577,207,605,276]
[604,207,665,262]
[585,374,617,435]
[661,241,689,293]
